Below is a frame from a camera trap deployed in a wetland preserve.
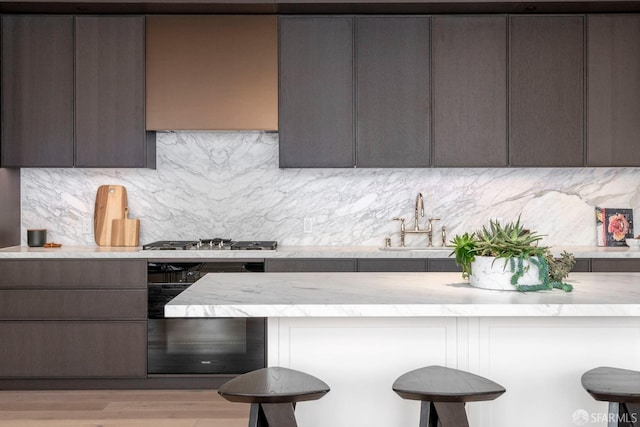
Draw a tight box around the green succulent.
[474,216,548,260]
[449,216,575,292]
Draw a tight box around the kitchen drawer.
[265,259,356,272]
[0,321,147,378]
[591,258,640,272]
[0,290,146,320]
[0,259,146,288]
[572,258,591,272]
[357,259,427,272]
[427,259,462,272]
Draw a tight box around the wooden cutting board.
[94,185,128,246]
[111,208,140,247]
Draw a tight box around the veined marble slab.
[0,244,639,259]
[165,272,640,318]
[20,131,640,248]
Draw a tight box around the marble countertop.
[0,245,639,259]
[165,271,640,318]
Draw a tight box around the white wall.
[20,131,640,247]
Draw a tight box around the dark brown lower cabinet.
[572,259,591,272]
[427,259,462,272]
[0,321,146,378]
[265,259,356,272]
[358,259,427,272]
[0,290,146,320]
[591,259,640,272]
[0,259,147,381]
[0,259,146,288]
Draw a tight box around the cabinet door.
[572,258,591,272]
[279,16,354,167]
[509,16,584,167]
[0,290,146,320]
[75,16,149,167]
[0,169,20,248]
[356,17,430,167]
[357,259,427,272]
[427,259,462,272]
[0,259,146,289]
[265,259,356,272]
[432,16,507,167]
[591,259,640,272]
[0,321,146,378]
[1,15,74,167]
[587,15,640,166]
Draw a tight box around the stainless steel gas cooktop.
[142,239,277,251]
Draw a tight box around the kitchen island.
[167,272,640,427]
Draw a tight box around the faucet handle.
[392,217,406,247]
[392,217,406,230]
[427,217,441,224]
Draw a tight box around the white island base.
[165,272,640,427]
[268,316,640,427]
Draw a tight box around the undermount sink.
[378,246,452,252]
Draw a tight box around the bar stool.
[393,365,506,427]
[582,366,640,427]
[218,366,330,427]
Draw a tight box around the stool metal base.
[249,402,298,427]
[420,401,470,427]
[607,402,640,427]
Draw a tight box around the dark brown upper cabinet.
[432,16,508,167]
[1,15,75,167]
[509,15,585,167]
[75,16,151,168]
[0,169,20,248]
[1,15,154,168]
[356,17,430,167]
[279,16,354,168]
[587,15,640,167]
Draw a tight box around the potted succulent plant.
[449,217,575,292]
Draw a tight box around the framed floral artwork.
[596,207,634,247]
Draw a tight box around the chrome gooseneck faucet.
[391,192,442,247]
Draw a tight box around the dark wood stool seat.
[393,365,506,427]
[218,367,330,427]
[582,366,640,427]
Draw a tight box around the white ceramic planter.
[469,256,541,291]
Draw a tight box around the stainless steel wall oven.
[147,261,266,375]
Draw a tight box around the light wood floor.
[0,390,249,427]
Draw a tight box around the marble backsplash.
[20,131,640,247]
